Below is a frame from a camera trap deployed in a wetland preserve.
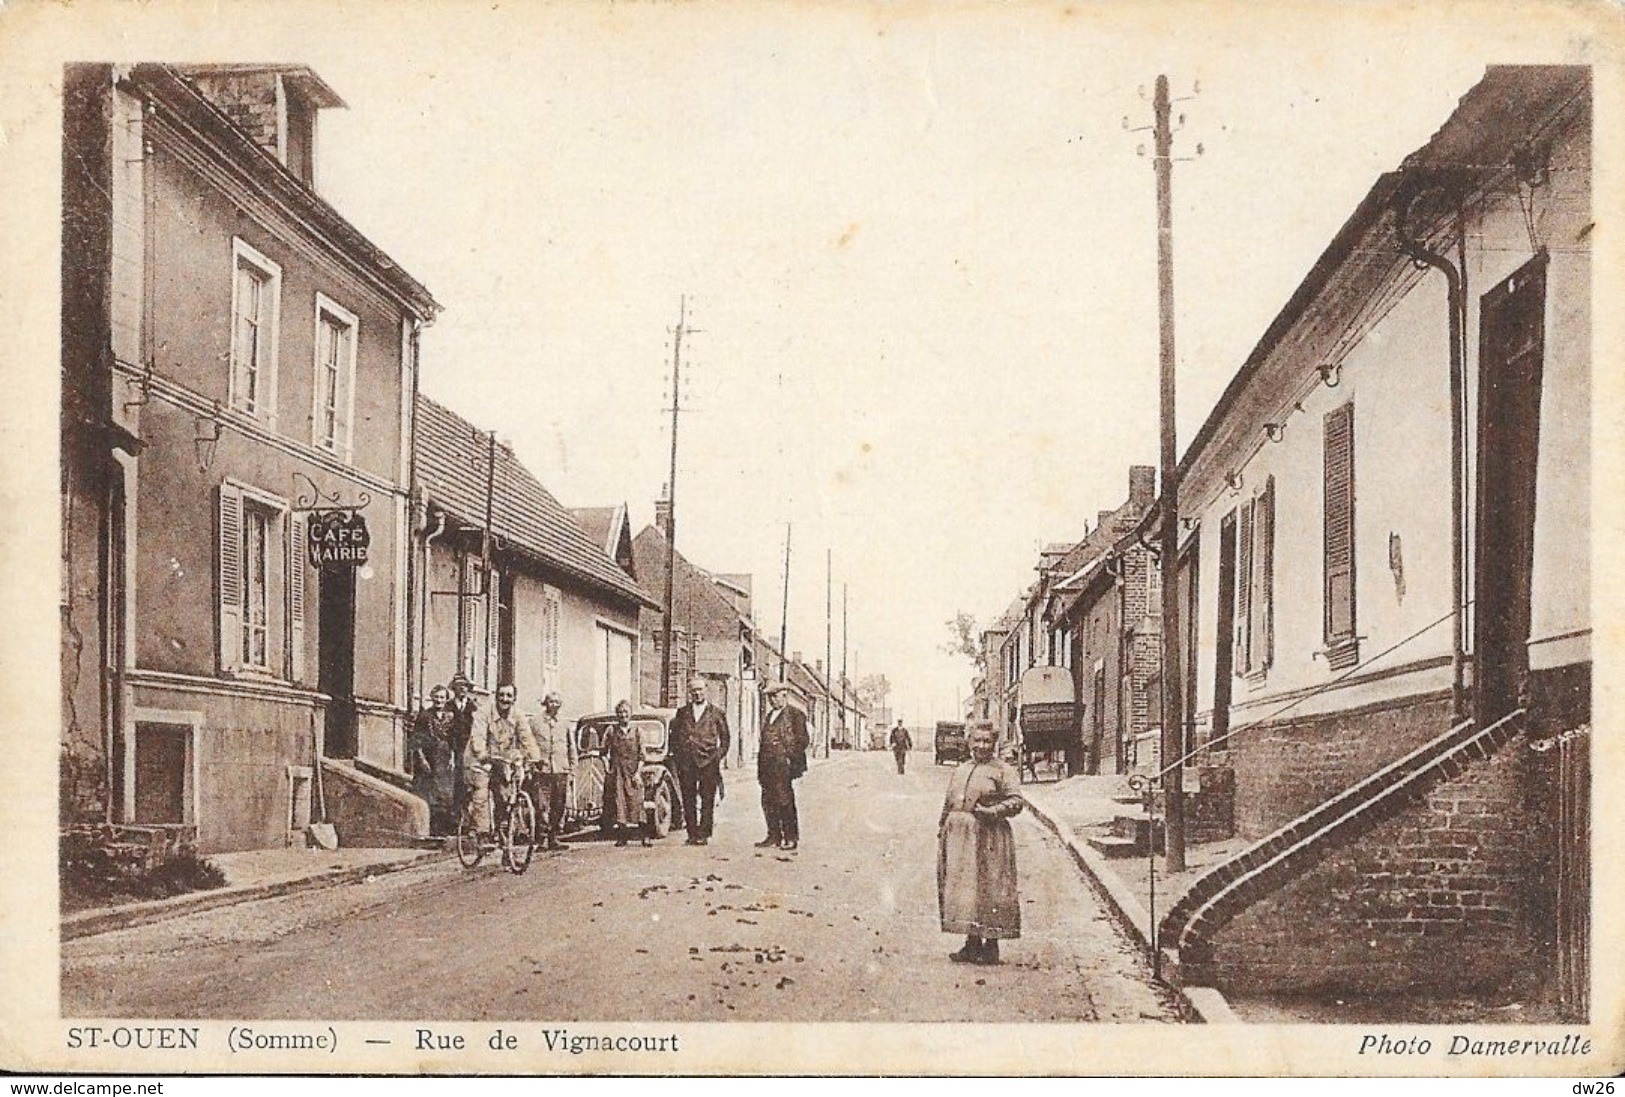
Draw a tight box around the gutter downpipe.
[1396,185,1468,724]
[417,505,447,707]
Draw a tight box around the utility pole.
[660,296,694,707]
[778,523,792,682]
[1153,74,1187,873]
[825,549,833,756]
[840,583,848,754]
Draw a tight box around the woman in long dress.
[937,725,1024,964]
[409,685,458,837]
[602,700,650,848]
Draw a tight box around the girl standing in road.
[603,700,650,848]
[937,725,1025,964]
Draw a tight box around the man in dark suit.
[757,682,810,851]
[669,677,731,846]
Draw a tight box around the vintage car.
[561,708,683,838]
[934,721,968,765]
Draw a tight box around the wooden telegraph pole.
[1153,74,1187,873]
[659,296,692,707]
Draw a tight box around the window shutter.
[1323,403,1356,644]
[287,512,307,682]
[459,555,478,679]
[1257,476,1275,669]
[486,566,501,689]
[217,483,243,674]
[1236,496,1253,673]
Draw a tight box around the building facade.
[1161,67,1590,1011]
[61,64,439,852]
[414,396,655,731]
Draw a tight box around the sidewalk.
[62,845,448,941]
[1019,773,1244,1023]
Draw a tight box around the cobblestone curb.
[61,850,452,942]
[1021,791,1241,1024]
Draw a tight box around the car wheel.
[648,773,675,839]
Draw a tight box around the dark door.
[497,572,516,688]
[133,723,187,824]
[1178,535,1200,756]
[1212,512,1238,750]
[1474,255,1546,725]
[318,566,357,757]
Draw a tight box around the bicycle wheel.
[455,806,485,868]
[504,792,537,875]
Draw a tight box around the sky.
[283,4,1522,725]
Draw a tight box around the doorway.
[1474,254,1546,725]
[132,722,188,824]
[318,566,357,757]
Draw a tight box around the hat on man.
[449,672,472,688]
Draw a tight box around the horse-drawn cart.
[1016,666,1076,783]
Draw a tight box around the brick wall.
[1229,692,1451,840]
[187,72,281,156]
[1201,739,1550,996]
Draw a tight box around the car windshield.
[576,716,667,754]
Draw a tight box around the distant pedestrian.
[888,720,913,775]
[937,725,1024,965]
[756,682,810,851]
[602,700,650,847]
[531,690,574,851]
[410,684,458,835]
[670,677,730,846]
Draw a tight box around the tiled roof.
[570,506,622,556]
[415,395,656,608]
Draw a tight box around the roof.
[414,395,658,609]
[172,64,347,109]
[125,65,439,319]
[631,523,750,633]
[570,507,622,553]
[1178,65,1588,494]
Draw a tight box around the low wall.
[320,759,428,848]
[1200,736,1549,996]
[1228,691,1451,840]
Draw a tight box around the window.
[1323,402,1358,668]
[230,239,281,423]
[1235,476,1276,676]
[458,555,488,685]
[216,481,300,678]
[242,505,270,668]
[311,294,358,457]
[595,623,636,711]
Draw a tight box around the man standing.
[757,682,810,851]
[531,690,574,851]
[447,671,481,820]
[670,677,730,846]
[889,720,913,776]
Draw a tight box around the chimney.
[1098,510,1114,531]
[654,483,672,539]
[178,66,342,187]
[1129,465,1157,508]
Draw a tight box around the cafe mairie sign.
[308,509,371,570]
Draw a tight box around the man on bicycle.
[468,683,542,835]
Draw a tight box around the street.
[63,751,1179,1023]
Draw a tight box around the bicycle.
[455,761,538,875]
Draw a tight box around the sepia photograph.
[2,0,1619,1078]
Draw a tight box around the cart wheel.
[455,809,484,868]
[648,773,676,839]
[503,792,537,875]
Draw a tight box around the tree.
[942,610,984,671]
[855,673,891,710]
